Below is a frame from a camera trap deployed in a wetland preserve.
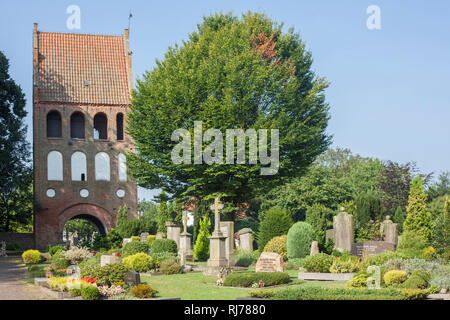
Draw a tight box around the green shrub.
[384,270,408,286]
[94,263,129,286]
[151,252,177,267]
[69,288,82,297]
[257,207,293,251]
[423,246,437,260]
[131,236,140,242]
[22,250,42,264]
[151,239,177,255]
[130,284,153,298]
[122,253,155,272]
[430,273,450,290]
[6,242,21,251]
[249,289,276,299]
[287,222,314,259]
[81,285,100,300]
[263,235,287,260]
[234,250,258,267]
[363,250,398,267]
[48,245,65,256]
[79,260,101,278]
[348,272,369,288]
[50,250,70,268]
[160,258,181,275]
[106,228,123,249]
[48,276,69,291]
[330,256,362,273]
[123,241,149,257]
[401,270,431,289]
[271,286,427,300]
[301,253,334,273]
[223,272,290,287]
[284,258,303,270]
[147,235,156,246]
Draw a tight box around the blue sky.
[1,0,449,201]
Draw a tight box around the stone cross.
[210,198,224,235]
[183,210,188,234]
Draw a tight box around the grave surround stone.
[255,252,285,272]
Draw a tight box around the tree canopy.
[127,12,330,217]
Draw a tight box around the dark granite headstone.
[351,241,396,257]
[124,271,140,286]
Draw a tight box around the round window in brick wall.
[80,189,89,198]
[46,189,56,198]
[116,189,125,198]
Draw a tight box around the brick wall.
[0,233,35,250]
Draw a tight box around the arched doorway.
[62,214,107,247]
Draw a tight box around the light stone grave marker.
[255,252,285,272]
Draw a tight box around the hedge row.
[223,272,290,287]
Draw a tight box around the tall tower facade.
[32,23,137,249]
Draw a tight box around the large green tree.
[0,51,33,232]
[128,12,330,218]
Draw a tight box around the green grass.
[141,269,347,300]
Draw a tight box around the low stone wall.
[298,272,355,281]
[0,233,35,250]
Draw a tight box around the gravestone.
[333,208,354,252]
[220,221,235,266]
[100,255,121,267]
[203,198,227,276]
[380,216,398,245]
[140,232,149,243]
[325,229,335,242]
[122,238,132,247]
[351,241,396,257]
[238,228,253,251]
[166,221,180,248]
[155,232,165,240]
[178,210,193,263]
[310,241,319,256]
[124,271,140,286]
[255,252,285,272]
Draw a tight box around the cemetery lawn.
[141,271,346,300]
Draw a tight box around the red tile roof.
[36,31,131,105]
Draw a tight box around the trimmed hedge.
[151,239,178,255]
[123,241,149,257]
[122,253,155,272]
[224,272,291,288]
[301,253,334,273]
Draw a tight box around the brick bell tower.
[32,23,138,249]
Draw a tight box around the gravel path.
[0,256,53,300]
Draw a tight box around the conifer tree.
[393,206,405,233]
[404,176,433,241]
[157,191,169,233]
[193,215,211,261]
[432,196,449,254]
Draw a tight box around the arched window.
[47,111,62,138]
[70,112,85,139]
[93,113,107,140]
[116,113,124,141]
[95,152,110,181]
[47,151,63,181]
[71,151,87,181]
[118,153,127,181]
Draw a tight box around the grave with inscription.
[166,221,180,248]
[124,271,140,286]
[255,252,285,272]
[351,241,396,257]
[140,232,149,243]
[380,216,398,245]
[100,254,121,267]
[220,221,235,267]
[333,207,354,252]
[238,228,254,251]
